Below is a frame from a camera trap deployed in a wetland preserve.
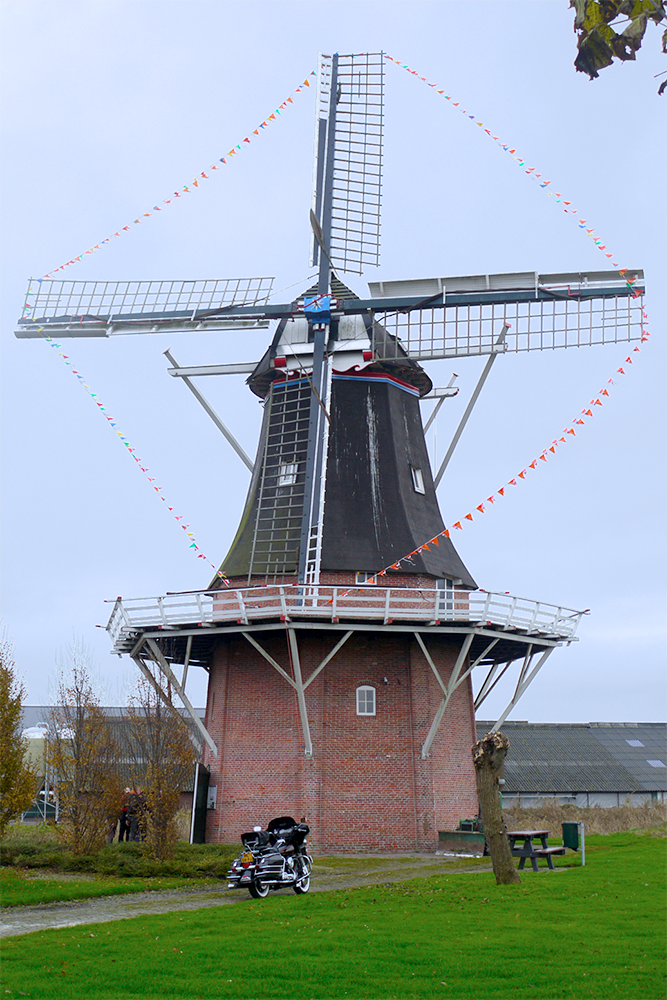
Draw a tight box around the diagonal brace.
[420,631,475,759]
[304,630,353,689]
[241,632,296,688]
[164,348,253,471]
[287,629,313,758]
[491,646,555,732]
[144,638,218,756]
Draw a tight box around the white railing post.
[482,591,492,622]
[384,588,391,624]
[237,590,249,625]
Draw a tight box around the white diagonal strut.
[287,629,313,758]
[491,646,555,731]
[144,638,218,756]
[303,630,354,689]
[420,631,475,759]
[132,648,216,757]
[164,349,253,471]
[240,632,296,688]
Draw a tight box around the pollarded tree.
[0,638,38,838]
[472,731,521,886]
[125,678,199,860]
[47,647,122,855]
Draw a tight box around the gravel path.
[1,855,491,939]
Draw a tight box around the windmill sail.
[16,277,275,337]
[311,51,384,275]
[367,269,645,361]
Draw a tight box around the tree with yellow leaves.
[47,645,122,855]
[0,637,38,838]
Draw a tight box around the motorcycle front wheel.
[293,875,310,894]
[249,879,270,899]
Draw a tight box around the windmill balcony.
[105,585,585,655]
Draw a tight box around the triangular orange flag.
[464,513,473,521]
[453,521,463,530]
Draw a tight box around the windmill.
[16,52,645,849]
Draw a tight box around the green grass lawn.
[0,868,219,908]
[1,833,664,1000]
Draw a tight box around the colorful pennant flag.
[42,71,316,277]
[385,55,639,279]
[36,325,228,583]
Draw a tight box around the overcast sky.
[1,0,665,722]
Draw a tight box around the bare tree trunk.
[472,731,521,885]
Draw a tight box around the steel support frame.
[143,638,218,756]
[128,622,561,759]
[131,649,216,757]
[490,646,555,731]
[239,627,353,758]
[434,324,508,487]
[163,348,253,471]
[419,632,474,759]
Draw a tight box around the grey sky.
[1,0,665,721]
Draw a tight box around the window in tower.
[356,685,376,716]
[410,466,425,494]
[278,462,298,486]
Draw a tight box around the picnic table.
[506,829,565,872]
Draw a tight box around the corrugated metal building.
[476,721,666,807]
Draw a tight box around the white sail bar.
[16,276,274,338]
[311,52,384,275]
[106,585,585,654]
[369,269,645,360]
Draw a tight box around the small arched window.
[356,685,376,716]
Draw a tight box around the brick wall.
[202,627,478,851]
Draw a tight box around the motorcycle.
[227,815,312,899]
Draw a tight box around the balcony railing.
[106,585,585,654]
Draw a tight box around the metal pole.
[297,53,338,585]
[144,639,218,757]
[163,349,253,472]
[421,631,475,758]
[434,325,508,487]
[287,629,314,757]
[490,646,555,731]
[423,374,459,434]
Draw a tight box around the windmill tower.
[16,51,645,849]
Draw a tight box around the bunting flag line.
[42,72,316,278]
[385,55,632,274]
[37,328,229,584]
[358,309,651,587]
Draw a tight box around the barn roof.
[475,721,667,793]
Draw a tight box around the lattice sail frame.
[18,277,274,336]
[311,52,384,275]
[368,272,645,361]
